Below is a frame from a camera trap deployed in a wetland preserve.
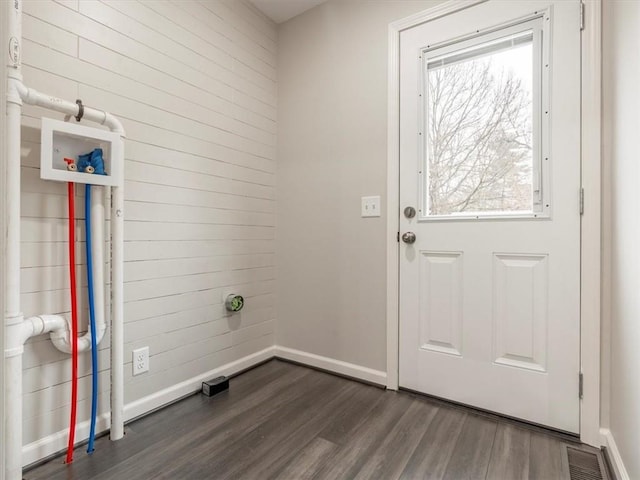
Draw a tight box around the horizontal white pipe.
[23,315,65,341]
[6,309,105,358]
[15,82,124,136]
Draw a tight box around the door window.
[421,19,547,219]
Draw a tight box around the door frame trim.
[0,3,7,476]
[386,0,603,447]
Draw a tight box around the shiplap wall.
[19,0,276,459]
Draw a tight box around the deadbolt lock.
[404,206,416,219]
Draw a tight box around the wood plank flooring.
[25,360,599,480]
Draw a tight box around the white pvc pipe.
[3,1,126,477]
[110,185,125,440]
[90,186,108,346]
[16,82,124,136]
[4,51,26,480]
[4,355,22,480]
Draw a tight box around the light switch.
[361,195,381,217]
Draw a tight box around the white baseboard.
[23,412,111,467]
[22,346,276,467]
[274,345,387,386]
[22,345,386,467]
[124,346,276,421]
[600,428,630,480]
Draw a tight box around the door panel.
[399,0,581,433]
[418,251,463,356]
[492,253,548,372]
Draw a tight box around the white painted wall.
[19,0,276,462]
[603,0,640,478]
[276,0,443,372]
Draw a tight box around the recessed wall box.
[40,117,123,187]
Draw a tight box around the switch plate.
[361,196,381,217]
[132,347,149,376]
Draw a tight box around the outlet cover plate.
[132,347,149,376]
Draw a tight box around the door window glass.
[423,27,542,218]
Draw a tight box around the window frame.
[418,15,551,221]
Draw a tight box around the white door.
[399,0,581,433]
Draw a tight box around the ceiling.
[249,0,327,24]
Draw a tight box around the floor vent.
[567,447,604,480]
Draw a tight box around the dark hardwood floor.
[25,359,601,480]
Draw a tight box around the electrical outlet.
[132,347,149,376]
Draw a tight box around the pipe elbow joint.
[49,324,106,354]
[35,314,67,336]
[77,336,92,352]
[102,112,126,137]
[4,318,26,358]
[50,322,72,354]
[15,83,34,105]
[7,75,26,101]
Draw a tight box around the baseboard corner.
[599,427,630,480]
[273,345,387,386]
[124,345,277,422]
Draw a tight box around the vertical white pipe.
[5,0,21,324]
[5,97,26,480]
[4,355,22,480]
[92,186,106,336]
[4,2,24,477]
[110,167,124,440]
[0,2,8,479]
